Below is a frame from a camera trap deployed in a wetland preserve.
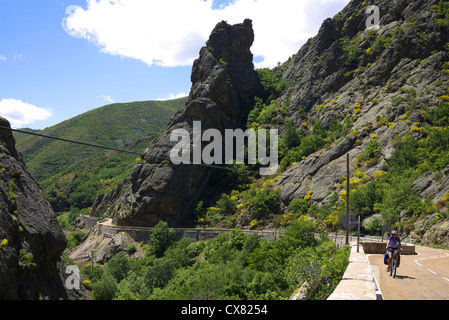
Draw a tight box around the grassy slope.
[14,97,187,211]
[15,98,186,180]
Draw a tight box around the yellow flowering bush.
[323,212,339,229]
[442,193,449,204]
[304,191,313,201]
[354,169,370,182]
[349,130,358,137]
[0,239,8,248]
[374,170,386,180]
[250,219,258,228]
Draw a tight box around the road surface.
[368,246,449,300]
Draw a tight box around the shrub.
[107,252,130,282]
[0,239,8,249]
[149,221,176,257]
[216,193,237,216]
[66,231,88,251]
[257,104,276,124]
[18,249,37,268]
[282,119,301,149]
[126,243,137,254]
[256,68,291,103]
[363,214,385,235]
[92,271,118,300]
[433,100,449,126]
[388,136,420,172]
[289,198,310,215]
[364,139,380,159]
[433,0,449,29]
[247,188,281,218]
[143,258,176,290]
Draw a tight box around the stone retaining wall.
[79,215,97,229]
[361,242,415,255]
[100,224,281,243]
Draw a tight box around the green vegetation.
[256,68,291,104]
[219,58,228,69]
[433,0,449,29]
[246,68,291,127]
[356,139,381,167]
[340,36,362,65]
[14,98,186,213]
[18,249,37,268]
[279,119,344,171]
[82,221,350,300]
[148,221,176,258]
[372,27,403,52]
[245,187,281,218]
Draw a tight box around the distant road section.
[368,246,449,300]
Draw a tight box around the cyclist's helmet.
[391,230,398,235]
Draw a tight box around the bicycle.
[389,249,401,278]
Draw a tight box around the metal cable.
[1,125,259,174]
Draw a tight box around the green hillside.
[14,97,187,212]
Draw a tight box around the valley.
[1,0,449,301]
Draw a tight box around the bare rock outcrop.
[91,19,260,227]
[0,117,69,299]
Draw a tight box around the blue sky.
[0,0,349,129]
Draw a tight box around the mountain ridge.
[14,97,187,212]
[87,0,449,246]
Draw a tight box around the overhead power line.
[2,126,142,156]
[1,125,259,174]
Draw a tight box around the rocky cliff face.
[92,0,449,245]
[271,0,449,244]
[0,117,69,299]
[91,19,260,226]
[273,0,449,190]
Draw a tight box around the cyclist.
[386,230,402,272]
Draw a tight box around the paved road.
[368,246,449,300]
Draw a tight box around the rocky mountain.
[91,0,449,246]
[0,117,75,299]
[271,0,449,245]
[91,19,260,227]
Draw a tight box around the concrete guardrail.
[327,241,378,300]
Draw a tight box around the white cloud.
[101,95,115,104]
[13,53,23,61]
[63,0,349,68]
[0,55,6,62]
[155,92,189,101]
[0,99,52,128]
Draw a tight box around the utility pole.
[346,153,350,245]
[91,251,94,275]
[357,205,361,252]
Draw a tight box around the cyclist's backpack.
[383,252,389,265]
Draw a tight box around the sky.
[0,0,350,130]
